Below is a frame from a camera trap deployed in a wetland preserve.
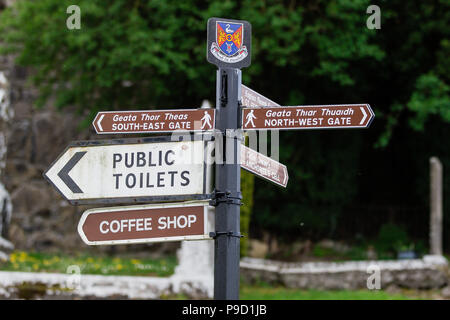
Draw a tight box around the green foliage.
[0,0,384,115]
[1,250,176,277]
[344,246,368,261]
[240,284,414,300]
[311,243,367,261]
[0,0,449,244]
[408,72,450,131]
[253,130,362,238]
[375,1,450,137]
[240,168,255,257]
[375,223,409,255]
[240,135,255,257]
[312,245,337,258]
[0,0,218,115]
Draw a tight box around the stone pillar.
[0,70,14,260]
[170,214,215,298]
[170,99,215,298]
[430,157,443,256]
[0,1,17,256]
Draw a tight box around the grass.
[240,283,415,300]
[0,251,176,277]
[0,251,435,300]
[165,283,418,300]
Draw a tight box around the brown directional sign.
[241,85,280,107]
[242,104,374,130]
[78,202,213,245]
[93,109,215,134]
[240,145,288,188]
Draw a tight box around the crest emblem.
[210,21,248,63]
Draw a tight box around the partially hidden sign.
[240,145,288,188]
[78,201,214,245]
[44,137,212,205]
[93,109,215,134]
[242,104,374,130]
[241,85,280,107]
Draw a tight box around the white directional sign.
[44,137,212,205]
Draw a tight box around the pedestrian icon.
[201,111,213,129]
[244,109,257,128]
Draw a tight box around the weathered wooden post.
[430,157,443,256]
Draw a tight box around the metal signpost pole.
[213,67,242,300]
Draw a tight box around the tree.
[1,0,449,245]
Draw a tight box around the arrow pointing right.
[360,107,367,125]
[57,151,86,193]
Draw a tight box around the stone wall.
[0,52,179,255]
[240,256,449,290]
[0,49,80,252]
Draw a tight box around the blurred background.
[0,0,448,299]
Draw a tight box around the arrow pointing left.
[57,151,86,193]
[44,137,212,205]
[96,114,104,132]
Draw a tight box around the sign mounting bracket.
[220,71,228,107]
[209,231,244,239]
[209,189,242,206]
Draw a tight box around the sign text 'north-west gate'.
[242,104,374,130]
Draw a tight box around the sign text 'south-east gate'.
[93,109,215,134]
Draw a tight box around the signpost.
[241,145,288,188]
[44,137,212,205]
[242,104,374,130]
[93,109,215,134]
[78,201,213,246]
[43,16,374,301]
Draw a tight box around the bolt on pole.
[214,67,242,300]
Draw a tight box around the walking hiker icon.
[245,110,257,128]
[201,111,212,129]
